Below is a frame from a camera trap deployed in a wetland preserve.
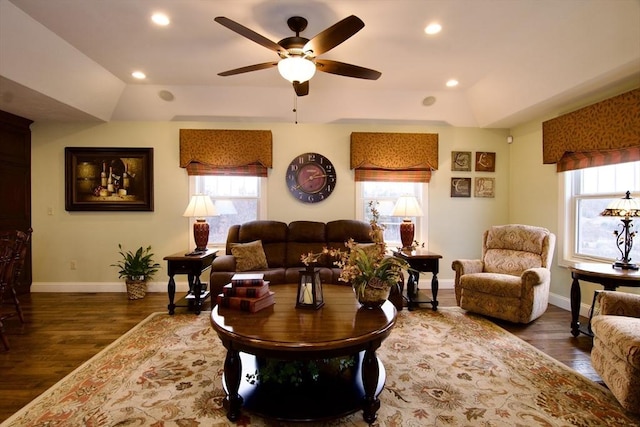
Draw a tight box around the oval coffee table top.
[211,283,397,354]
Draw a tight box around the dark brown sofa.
[209,219,374,297]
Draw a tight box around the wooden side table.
[569,262,640,337]
[393,249,442,311]
[164,249,216,315]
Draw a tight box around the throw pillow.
[231,240,268,272]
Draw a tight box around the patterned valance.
[179,129,272,176]
[542,88,640,172]
[350,132,438,182]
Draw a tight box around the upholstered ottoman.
[590,291,640,414]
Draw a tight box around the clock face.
[286,152,337,203]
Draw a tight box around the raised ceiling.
[1,0,639,128]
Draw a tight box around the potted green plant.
[111,244,161,300]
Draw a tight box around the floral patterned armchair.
[451,224,555,324]
[590,291,640,414]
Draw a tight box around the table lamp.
[183,194,218,252]
[600,191,640,270]
[391,195,423,249]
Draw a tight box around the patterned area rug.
[3,307,639,426]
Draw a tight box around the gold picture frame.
[65,147,154,211]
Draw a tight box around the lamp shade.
[391,195,424,219]
[183,195,217,252]
[183,194,217,219]
[601,191,640,218]
[277,57,316,83]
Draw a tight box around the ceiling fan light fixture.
[277,56,316,83]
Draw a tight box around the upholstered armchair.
[590,291,640,414]
[451,224,556,324]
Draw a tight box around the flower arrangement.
[301,201,408,304]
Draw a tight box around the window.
[565,161,640,263]
[356,182,426,248]
[190,176,266,246]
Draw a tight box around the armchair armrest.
[521,267,550,287]
[597,291,640,318]
[451,259,484,276]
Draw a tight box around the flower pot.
[125,279,147,300]
[355,278,391,309]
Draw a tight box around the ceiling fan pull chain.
[293,93,298,124]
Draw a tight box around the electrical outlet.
[70,260,77,270]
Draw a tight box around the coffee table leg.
[223,348,243,421]
[361,347,381,423]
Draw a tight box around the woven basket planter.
[125,279,147,300]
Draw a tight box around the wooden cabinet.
[0,110,32,293]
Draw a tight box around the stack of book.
[216,273,275,313]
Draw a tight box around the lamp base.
[613,261,639,270]
[399,220,414,249]
[193,220,209,252]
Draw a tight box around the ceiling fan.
[214,15,381,96]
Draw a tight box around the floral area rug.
[3,307,639,427]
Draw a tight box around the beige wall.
[31,121,509,292]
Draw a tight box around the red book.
[231,273,265,287]
[216,292,275,313]
[222,282,270,298]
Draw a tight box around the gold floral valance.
[179,129,273,170]
[350,132,439,171]
[542,88,640,170]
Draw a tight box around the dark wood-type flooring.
[0,289,599,422]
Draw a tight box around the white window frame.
[558,161,640,267]
[355,182,428,249]
[187,176,267,249]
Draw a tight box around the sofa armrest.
[211,254,236,272]
[597,291,640,318]
[521,267,550,287]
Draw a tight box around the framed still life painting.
[65,147,154,211]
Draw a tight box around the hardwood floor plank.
[0,290,600,422]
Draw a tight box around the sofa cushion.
[287,221,327,267]
[232,220,288,268]
[230,240,268,272]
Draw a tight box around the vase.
[355,279,390,309]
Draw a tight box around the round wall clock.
[286,152,337,203]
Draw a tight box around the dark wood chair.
[0,228,31,350]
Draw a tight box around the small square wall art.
[451,178,471,197]
[475,152,496,172]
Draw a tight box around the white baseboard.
[31,281,192,293]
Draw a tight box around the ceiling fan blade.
[218,62,277,76]
[303,15,364,56]
[215,16,284,54]
[293,81,309,96]
[316,59,381,80]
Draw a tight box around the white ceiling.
[1,0,639,128]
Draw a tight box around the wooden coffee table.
[210,284,397,423]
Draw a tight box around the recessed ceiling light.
[446,79,459,87]
[132,71,146,80]
[424,23,442,35]
[151,13,170,26]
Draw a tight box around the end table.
[393,249,442,311]
[164,249,216,315]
